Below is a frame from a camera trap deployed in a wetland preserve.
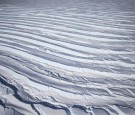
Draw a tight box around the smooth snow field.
[0,0,135,115]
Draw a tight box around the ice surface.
[0,0,135,115]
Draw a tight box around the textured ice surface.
[0,0,135,115]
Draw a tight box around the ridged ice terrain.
[0,0,135,115]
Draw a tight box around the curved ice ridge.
[0,2,135,115]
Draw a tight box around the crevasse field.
[0,0,135,115]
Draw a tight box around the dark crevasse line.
[31,104,40,115]
[0,99,6,108]
[0,75,71,115]
[0,75,40,115]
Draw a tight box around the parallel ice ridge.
[0,3,135,115]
